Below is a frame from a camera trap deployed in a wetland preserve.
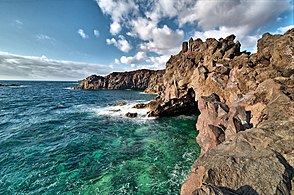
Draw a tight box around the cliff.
[73,69,164,93]
[146,29,294,194]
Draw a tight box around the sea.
[0,81,200,195]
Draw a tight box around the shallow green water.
[0,81,200,194]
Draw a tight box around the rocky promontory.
[146,29,293,194]
[73,69,164,93]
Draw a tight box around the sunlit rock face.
[143,29,293,194]
[73,69,164,93]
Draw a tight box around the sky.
[0,0,293,81]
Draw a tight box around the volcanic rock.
[73,69,164,93]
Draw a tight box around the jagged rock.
[182,42,188,53]
[125,112,138,118]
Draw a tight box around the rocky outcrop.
[73,69,164,92]
[146,29,294,194]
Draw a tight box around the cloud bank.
[0,52,113,80]
[97,0,292,69]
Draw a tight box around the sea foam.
[93,101,155,120]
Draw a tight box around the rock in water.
[125,112,138,118]
[132,103,147,109]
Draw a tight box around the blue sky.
[0,0,293,80]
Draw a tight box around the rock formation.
[73,69,164,93]
[146,29,294,194]
[75,29,294,194]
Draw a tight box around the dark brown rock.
[125,112,138,118]
[182,42,188,53]
[132,103,147,109]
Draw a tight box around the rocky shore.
[75,29,294,194]
[152,29,293,194]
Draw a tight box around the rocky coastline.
[73,69,164,94]
[74,29,294,194]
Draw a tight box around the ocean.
[0,81,200,194]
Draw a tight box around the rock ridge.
[73,69,164,93]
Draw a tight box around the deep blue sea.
[0,81,200,194]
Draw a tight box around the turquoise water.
[0,81,200,194]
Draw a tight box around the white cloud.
[96,0,292,68]
[120,52,169,70]
[110,22,121,35]
[114,58,120,64]
[106,36,132,53]
[36,34,54,40]
[275,25,294,34]
[35,34,56,45]
[146,55,170,69]
[130,18,184,55]
[77,29,89,39]
[94,29,100,37]
[96,0,138,35]
[0,52,113,80]
[15,20,23,25]
[140,25,184,55]
[120,51,146,64]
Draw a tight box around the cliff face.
[73,69,164,93]
[147,29,294,194]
